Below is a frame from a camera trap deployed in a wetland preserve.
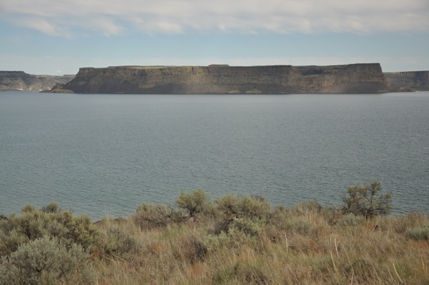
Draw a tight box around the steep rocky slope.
[0,71,74,92]
[384,71,429,91]
[48,63,390,94]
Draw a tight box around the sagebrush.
[2,184,429,285]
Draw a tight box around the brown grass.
[2,194,428,284]
[89,197,429,285]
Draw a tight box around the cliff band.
[384,71,429,92]
[48,63,390,94]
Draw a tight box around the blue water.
[1,92,428,220]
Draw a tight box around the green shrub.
[134,203,185,229]
[239,196,271,220]
[337,213,365,227]
[204,231,231,250]
[206,217,264,250]
[342,181,392,219]
[40,202,60,213]
[267,208,314,236]
[284,218,313,236]
[200,200,220,219]
[268,206,290,227]
[212,195,271,235]
[405,226,429,241]
[176,189,208,218]
[215,194,270,221]
[214,194,241,218]
[104,228,140,259]
[60,214,102,250]
[205,227,257,250]
[0,236,94,285]
[230,217,263,237]
[0,204,101,257]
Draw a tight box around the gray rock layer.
[49,63,390,94]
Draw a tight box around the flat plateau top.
[89,63,377,70]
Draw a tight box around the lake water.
[1,91,428,220]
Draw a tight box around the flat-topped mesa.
[49,63,390,94]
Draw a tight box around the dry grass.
[89,198,429,285]
[2,194,429,285]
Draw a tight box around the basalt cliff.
[47,63,391,94]
[384,71,429,92]
[0,71,74,92]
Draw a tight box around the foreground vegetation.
[1,183,429,284]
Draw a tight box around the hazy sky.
[1,0,428,75]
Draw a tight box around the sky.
[1,0,428,75]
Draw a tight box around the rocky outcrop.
[0,71,74,92]
[384,71,429,92]
[48,63,390,94]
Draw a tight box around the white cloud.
[11,17,64,36]
[2,0,429,36]
[86,17,124,36]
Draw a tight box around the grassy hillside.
[1,186,428,284]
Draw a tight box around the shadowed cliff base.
[47,63,393,94]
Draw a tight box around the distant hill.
[0,71,74,92]
[47,63,391,94]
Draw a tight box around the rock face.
[384,71,429,92]
[48,63,390,94]
[0,71,74,92]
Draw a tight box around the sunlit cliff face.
[52,64,390,94]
